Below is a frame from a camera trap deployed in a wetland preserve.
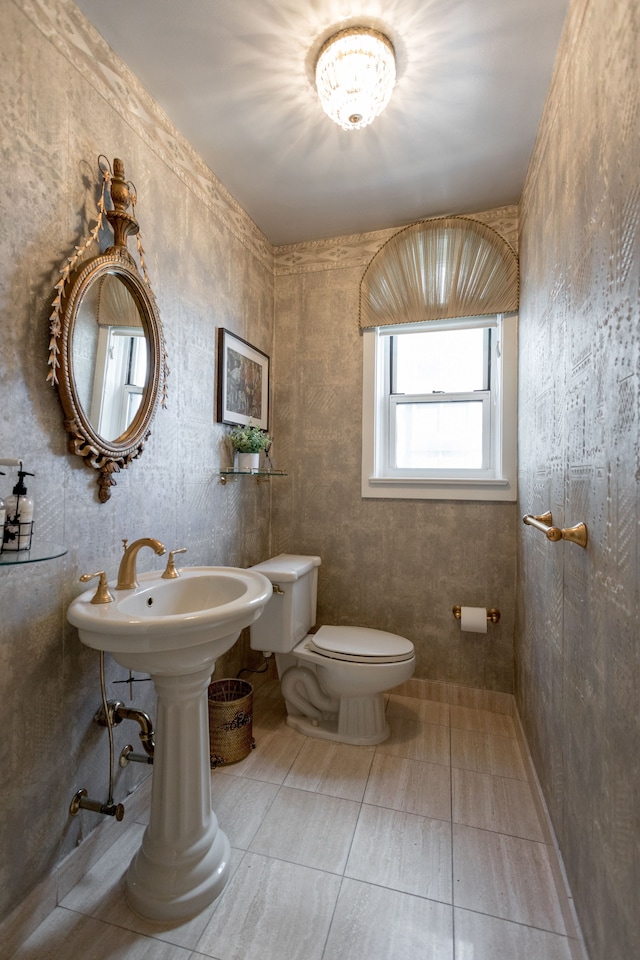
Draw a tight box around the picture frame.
[216,328,270,430]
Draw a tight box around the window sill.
[368,476,510,485]
[363,476,516,501]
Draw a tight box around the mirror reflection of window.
[90,327,147,441]
[84,274,148,441]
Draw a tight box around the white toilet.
[249,554,415,745]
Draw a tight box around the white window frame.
[361,314,518,501]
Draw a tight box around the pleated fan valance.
[359,216,519,329]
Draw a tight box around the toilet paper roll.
[460,606,488,634]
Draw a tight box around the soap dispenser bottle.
[4,468,34,551]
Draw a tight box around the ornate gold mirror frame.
[48,157,168,502]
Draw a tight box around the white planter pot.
[236,452,260,472]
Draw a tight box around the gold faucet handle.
[161,547,187,579]
[80,571,114,604]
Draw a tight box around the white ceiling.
[74,0,569,246]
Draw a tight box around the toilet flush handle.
[271,583,285,595]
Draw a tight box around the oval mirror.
[49,158,167,502]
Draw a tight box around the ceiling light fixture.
[315,26,396,131]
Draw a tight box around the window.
[361,314,517,501]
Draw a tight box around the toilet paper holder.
[452,605,500,624]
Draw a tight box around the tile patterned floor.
[11,681,587,960]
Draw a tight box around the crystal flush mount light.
[315,26,396,131]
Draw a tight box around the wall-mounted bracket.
[523,512,588,548]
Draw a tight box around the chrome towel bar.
[522,512,588,548]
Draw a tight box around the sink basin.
[119,573,247,617]
[68,565,272,674]
[67,564,273,922]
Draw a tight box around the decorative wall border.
[275,205,519,276]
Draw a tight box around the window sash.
[388,392,492,476]
[390,327,491,395]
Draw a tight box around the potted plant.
[228,423,271,473]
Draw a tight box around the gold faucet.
[116,537,166,590]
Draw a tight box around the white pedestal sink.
[68,566,272,922]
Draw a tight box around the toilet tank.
[249,555,321,653]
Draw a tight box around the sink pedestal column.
[126,662,230,921]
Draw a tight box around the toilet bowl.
[249,555,415,745]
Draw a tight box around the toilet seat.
[308,625,414,664]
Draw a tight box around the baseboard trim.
[512,707,590,960]
[0,776,151,957]
[392,676,515,715]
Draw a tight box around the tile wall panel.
[0,0,273,923]
[518,0,640,957]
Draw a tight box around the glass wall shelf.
[0,541,67,566]
[219,469,287,485]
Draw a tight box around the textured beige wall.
[0,0,274,923]
[517,0,640,957]
[271,208,519,694]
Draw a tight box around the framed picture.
[216,328,270,430]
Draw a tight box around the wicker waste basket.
[208,679,255,768]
